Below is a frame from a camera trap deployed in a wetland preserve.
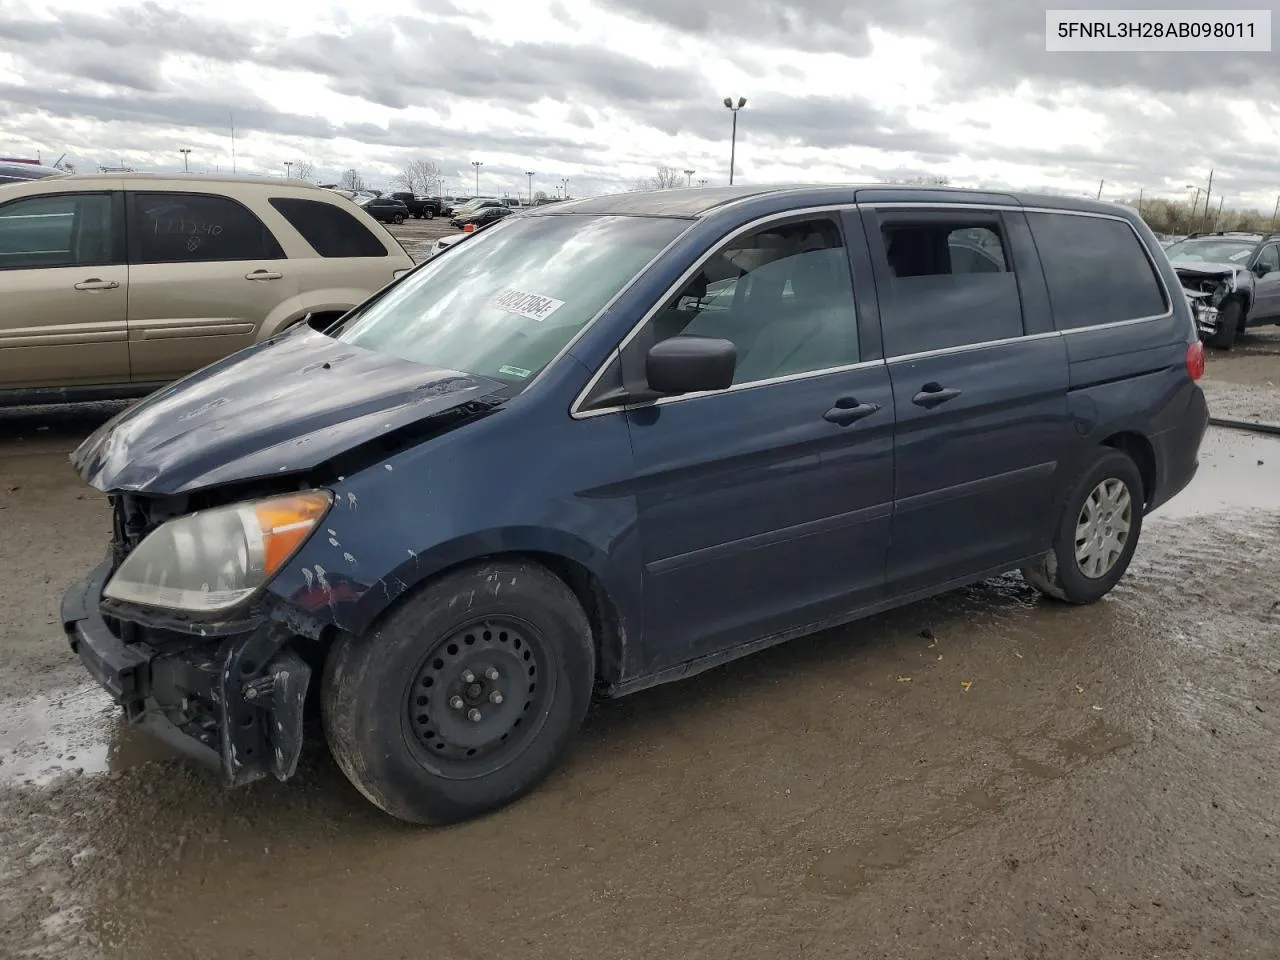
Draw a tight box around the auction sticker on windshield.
[489,288,566,322]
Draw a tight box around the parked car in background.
[356,195,410,224]
[428,233,465,257]
[390,192,443,219]
[449,202,514,229]
[62,183,1206,826]
[1165,231,1280,348]
[0,160,66,184]
[446,197,500,218]
[0,171,412,405]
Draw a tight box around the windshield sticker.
[1229,250,1250,261]
[498,364,532,379]
[489,288,565,322]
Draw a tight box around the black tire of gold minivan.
[321,560,595,824]
[1021,448,1144,604]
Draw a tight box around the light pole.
[284,160,293,179]
[561,177,569,199]
[471,160,483,195]
[1095,178,1104,200]
[722,96,746,185]
[1271,194,1279,231]
[179,148,191,172]
[526,171,534,204]
[698,178,707,187]
[684,168,695,186]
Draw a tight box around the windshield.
[1164,238,1256,263]
[329,214,687,383]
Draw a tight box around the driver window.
[649,217,858,386]
[1257,244,1279,274]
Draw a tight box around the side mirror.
[646,336,736,395]
[1255,262,1271,277]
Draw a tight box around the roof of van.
[35,171,318,188]
[536,184,1134,220]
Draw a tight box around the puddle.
[0,685,177,787]
[1153,427,1280,519]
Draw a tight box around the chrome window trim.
[572,358,887,420]
[885,329,1060,364]
[568,200,1177,420]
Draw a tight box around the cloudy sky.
[1,0,1277,208]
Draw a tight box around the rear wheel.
[392,213,405,224]
[424,208,435,220]
[1021,448,1144,604]
[322,560,595,824]
[1207,297,1244,350]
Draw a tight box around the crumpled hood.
[72,324,507,495]
[1169,258,1244,278]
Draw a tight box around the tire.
[1207,297,1244,350]
[1020,448,1144,604]
[322,559,595,824]
[424,208,435,220]
[392,213,405,224]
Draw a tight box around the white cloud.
[0,0,1277,209]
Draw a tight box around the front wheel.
[424,208,435,220]
[322,560,595,824]
[1021,448,1144,604]
[1207,297,1244,350]
[392,213,405,224]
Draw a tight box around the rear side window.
[269,197,388,258]
[879,215,1024,357]
[1026,213,1168,329]
[129,192,284,264]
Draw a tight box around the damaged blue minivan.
[63,184,1208,823]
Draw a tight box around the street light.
[179,147,191,172]
[1271,194,1279,231]
[722,96,746,185]
[684,168,695,186]
[284,160,293,179]
[526,171,535,204]
[561,177,569,199]
[698,178,707,187]
[471,160,483,194]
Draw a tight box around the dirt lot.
[1,313,1278,959]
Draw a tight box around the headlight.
[1211,280,1229,306]
[104,490,332,613]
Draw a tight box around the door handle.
[912,383,962,409]
[823,397,882,426]
[73,278,119,291]
[246,270,283,281]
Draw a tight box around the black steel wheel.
[404,616,554,779]
[322,560,594,824]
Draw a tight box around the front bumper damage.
[62,558,316,786]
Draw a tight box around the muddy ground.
[1,285,1277,959]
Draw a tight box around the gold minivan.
[0,172,415,405]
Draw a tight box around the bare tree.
[632,164,684,191]
[340,168,366,192]
[293,160,315,182]
[392,158,442,195]
[533,189,549,202]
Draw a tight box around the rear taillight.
[1186,340,1204,380]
